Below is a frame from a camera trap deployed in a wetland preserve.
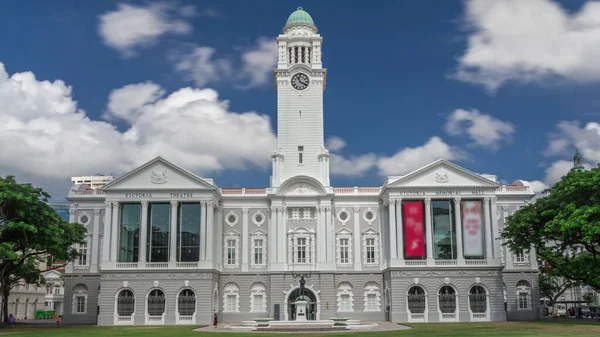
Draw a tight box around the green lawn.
[1,322,600,337]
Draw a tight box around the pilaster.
[241,208,249,272]
[268,206,277,269]
[325,206,334,265]
[110,202,119,262]
[353,206,361,270]
[67,208,76,274]
[395,198,404,265]
[139,201,149,263]
[483,197,493,260]
[453,197,465,265]
[424,198,433,263]
[206,201,214,262]
[490,197,501,259]
[90,209,101,273]
[199,201,206,260]
[101,202,112,264]
[387,199,398,260]
[169,201,178,264]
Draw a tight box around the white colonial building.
[61,7,539,326]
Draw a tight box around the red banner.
[403,201,425,258]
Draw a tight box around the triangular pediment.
[43,269,62,280]
[362,228,379,235]
[336,227,353,235]
[387,160,499,188]
[103,157,216,191]
[251,228,267,236]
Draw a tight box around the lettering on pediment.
[435,170,449,183]
[151,170,168,184]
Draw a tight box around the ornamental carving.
[150,170,168,184]
[435,171,449,183]
[170,201,178,207]
[94,209,101,215]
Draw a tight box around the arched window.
[72,284,88,314]
[516,280,531,310]
[147,289,166,317]
[336,282,354,312]
[250,283,267,313]
[178,289,196,316]
[223,283,240,313]
[438,286,457,314]
[407,286,426,314]
[469,286,487,314]
[117,290,135,317]
[363,282,381,312]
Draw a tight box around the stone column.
[139,201,149,263]
[101,202,112,263]
[424,198,433,263]
[353,206,361,270]
[169,201,178,263]
[387,199,397,260]
[199,202,207,260]
[110,202,119,262]
[206,201,214,262]
[241,208,249,271]
[490,197,501,259]
[325,206,334,264]
[453,198,464,264]
[277,207,285,263]
[216,205,223,266]
[91,209,101,273]
[316,207,324,264]
[483,197,493,260]
[395,199,404,262]
[269,207,276,267]
[67,208,76,273]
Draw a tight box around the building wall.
[62,274,101,325]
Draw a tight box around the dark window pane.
[148,203,170,262]
[119,204,141,262]
[432,200,457,260]
[178,203,201,262]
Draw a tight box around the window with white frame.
[336,230,352,266]
[251,234,267,267]
[516,280,531,310]
[362,230,380,265]
[223,233,239,267]
[76,240,88,266]
[514,251,527,263]
[72,284,88,314]
[363,282,382,312]
[289,229,315,265]
[337,282,354,312]
[223,283,239,312]
[249,283,267,312]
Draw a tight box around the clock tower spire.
[271,7,329,188]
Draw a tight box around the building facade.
[61,7,539,326]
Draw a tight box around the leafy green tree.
[0,176,86,325]
[538,261,578,315]
[501,166,600,292]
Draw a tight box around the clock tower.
[271,7,330,188]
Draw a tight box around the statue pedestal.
[295,300,308,321]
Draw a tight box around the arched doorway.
[286,288,318,321]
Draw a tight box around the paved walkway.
[194,321,412,333]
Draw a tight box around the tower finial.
[297,6,303,10]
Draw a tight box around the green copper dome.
[286,6,314,26]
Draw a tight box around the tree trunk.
[1,283,9,326]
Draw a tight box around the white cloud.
[325,136,346,152]
[377,137,467,176]
[330,153,378,177]
[546,120,600,163]
[445,109,514,149]
[172,46,232,87]
[529,180,550,193]
[529,159,582,193]
[0,62,276,197]
[456,0,600,91]
[239,38,278,88]
[172,38,277,89]
[98,3,193,57]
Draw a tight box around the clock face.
[291,73,310,90]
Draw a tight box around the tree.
[0,176,86,325]
[538,261,578,315]
[501,166,600,292]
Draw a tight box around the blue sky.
[1,0,600,200]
